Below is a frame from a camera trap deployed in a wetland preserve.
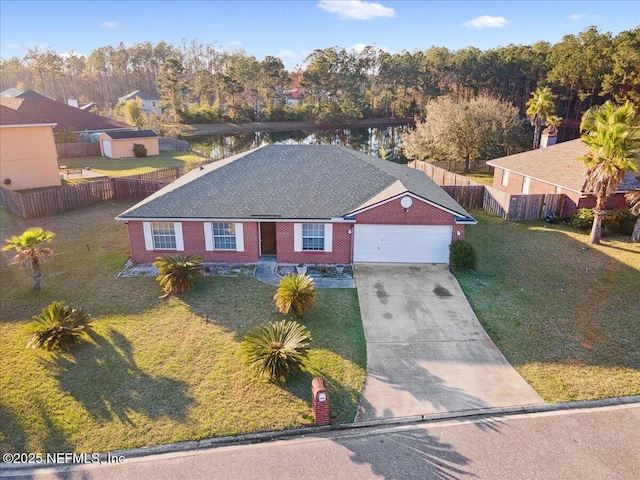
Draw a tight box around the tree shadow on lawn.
[42,328,194,425]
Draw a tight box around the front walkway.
[255,257,355,288]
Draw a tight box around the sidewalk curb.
[3,395,639,472]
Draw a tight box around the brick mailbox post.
[311,377,330,425]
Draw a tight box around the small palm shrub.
[133,143,147,157]
[153,254,204,298]
[274,273,316,317]
[26,301,92,351]
[241,320,312,382]
[450,240,476,271]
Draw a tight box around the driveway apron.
[355,263,543,422]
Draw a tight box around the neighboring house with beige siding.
[0,105,61,190]
[99,130,160,158]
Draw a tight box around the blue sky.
[1,0,638,69]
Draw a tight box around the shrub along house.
[99,130,159,158]
[116,145,476,265]
[487,138,640,218]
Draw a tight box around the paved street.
[355,264,542,421]
[4,402,638,480]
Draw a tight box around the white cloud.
[226,40,244,50]
[102,21,119,30]
[3,43,22,50]
[463,15,508,29]
[276,50,298,58]
[568,13,587,20]
[350,43,368,53]
[60,51,87,59]
[317,0,396,20]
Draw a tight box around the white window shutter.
[174,222,184,251]
[204,222,213,251]
[294,223,302,252]
[235,223,244,252]
[143,222,154,250]
[324,223,333,252]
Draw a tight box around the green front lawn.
[456,211,640,402]
[59,150,209,177]
[0,203,365,453]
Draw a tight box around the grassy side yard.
[59,150,209,177]
[464,172,494,186]
[456,211,640,402]
[0,203,366,454]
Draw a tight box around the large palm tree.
[625,189,640,242]
[3,227,55,290]
[579,101,640,244]
[526,86,557,149]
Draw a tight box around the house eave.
[115,216,356,223]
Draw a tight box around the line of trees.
[1,27,637,124]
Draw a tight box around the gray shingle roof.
[117,145,473,221]
[104,129,158,139]
[118,90,160,102]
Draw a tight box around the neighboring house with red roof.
[117,145,476,265]
[486,139,640,217]
[0,90,131,136]
[0,104,61,190]
[99,130,160,158]
[118,90,162,116]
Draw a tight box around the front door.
[260,222,277,255]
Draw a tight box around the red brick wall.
[126,221,260,263]
[276,222,353,264]
[356,197,457,225]
[355,197,466,241]
[577,193,632,212]
[528,179,558,195]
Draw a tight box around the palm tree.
[240,320,312,382]
[579,101,640,244]
[153,254,203,298]
[625,189,640,242]
[273,273,317,317]
[26,301,92,351]
[526,86,557,149]
[3,227,55,290]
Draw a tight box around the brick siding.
[126,197,467,264]
[276,222,353,264]
[355,197,465,241]
[127,221,260,263]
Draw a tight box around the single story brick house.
[116,145,476,265]
[486,139,640,218]
[99,130,159,158]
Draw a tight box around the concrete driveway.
[355,263,543,422]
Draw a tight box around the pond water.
[185,124,412,163]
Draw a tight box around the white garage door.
[354,225,452,263]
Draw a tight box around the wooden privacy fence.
[409,160,565,221]
[408,160,481,186]
[0,167,180,219]
[56,142,102,158]
[442,185,485,210]
[112,178,166,200]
